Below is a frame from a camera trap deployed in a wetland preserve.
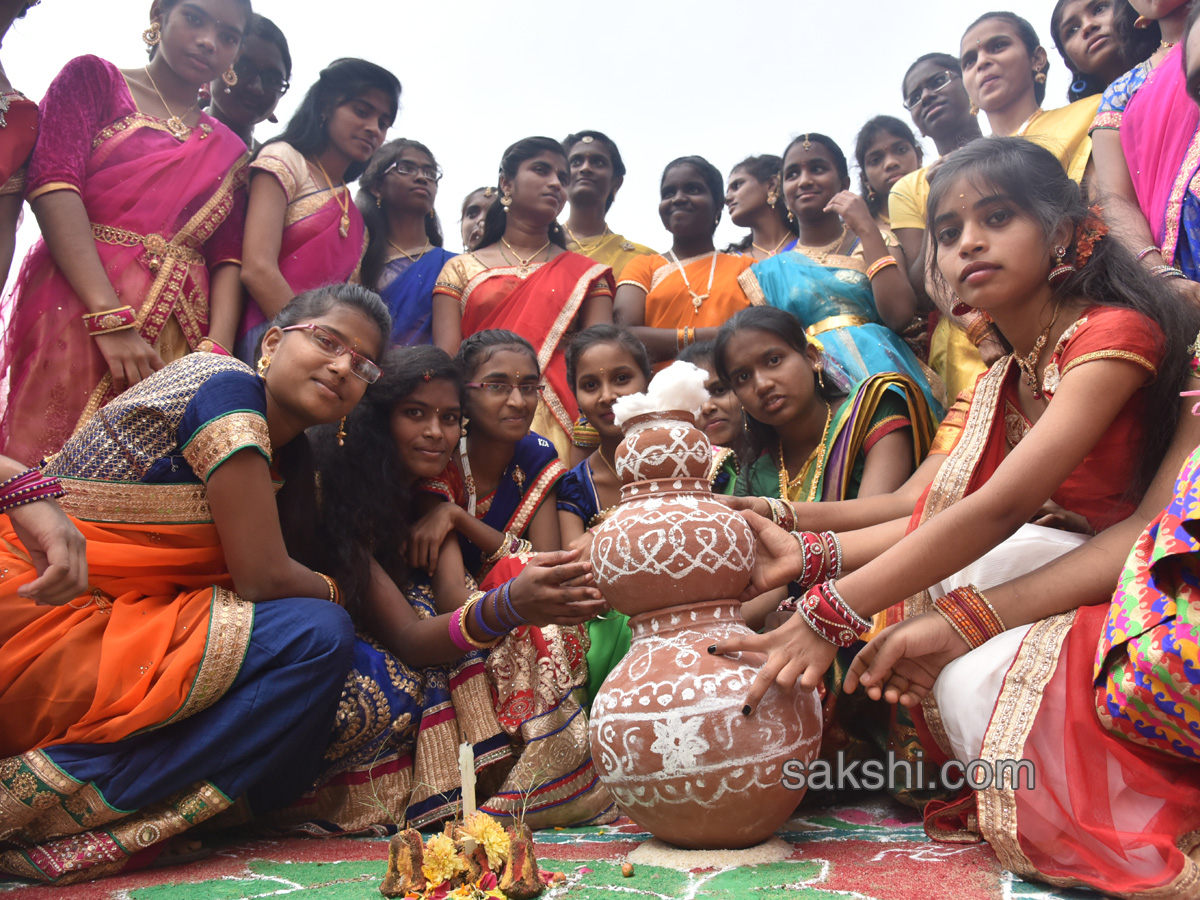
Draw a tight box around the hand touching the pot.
[737,511,803,602]
[709,610,837,715]
[509,549,608,626]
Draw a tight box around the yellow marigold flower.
[421,832,467,887]
[463,812,511,870]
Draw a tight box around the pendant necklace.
[1015,301,1062,399]
[500,237,550,278]
[777,401,833,503]
[313,157,351,238]
[666,249,717,312]
[143,66,195,140]
[751,233,793,258]
[797,223,849,265]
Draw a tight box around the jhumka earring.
[256,355,271,377]
[787,209,795,222]
[767,190,778,208]
[222,66,238,94]
[336,417,348,447]
[1033,66,1047,85]
[142,21,161,47]
[950,295,972,316]
[500,192,512,211]
[1049,245,1075,284]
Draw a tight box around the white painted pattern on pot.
[616,421,711,482]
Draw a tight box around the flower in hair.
[1073,204,1109,270]
[423,369,434,382]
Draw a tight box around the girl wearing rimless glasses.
[411,330,565,594]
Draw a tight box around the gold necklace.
[593,448,620,480]
[777,401,833,503]
[797,223,849,264]
[387,238,430,263]
[312,157,351,238]
[751,232,793,258]
[500,236,551,278]
[1014,301,1063,400]
[666,249,718,312]
[143,65,196,140]
[564,222,610,254]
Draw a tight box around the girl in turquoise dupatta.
[738,133,945,424]
[356,139,456,346]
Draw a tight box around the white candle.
[459,740,477,820]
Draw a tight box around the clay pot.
[615,411,710,482]
[590,478,755,617]
[589,601,822,849]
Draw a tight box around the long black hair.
[562,130,627,211]
[724,155,797,253]
[355,138,445,291]
[964,11,1048,106]
[926,136,1200,494]
[309,346,462,621]
[712,306,843,466]
[477,137,568,251]
[1050,0,1159,101]
[854,116,924,218]
[261,58,401,182]
[662,155,726,233]
[565,324,652,390]
[270,284,393,573]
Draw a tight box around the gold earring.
[969,101,980,117]
[222,66,238,94]
[500,192,512,210]
[336,417,348,447]
[375,195,382,208]
[787,209,795,222]
[142,21,161,47]
[1033,67,1047,85]
[767,190,777,207]
[256,355,270,377]
[816,367,825,389]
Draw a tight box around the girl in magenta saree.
[0,43,250,466]
[235,58,401,363]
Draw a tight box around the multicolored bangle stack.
[1136,245,1161,262]
[450,584,532,653]
[314,571,341,605]
[796,580,872,647]
[764,496,796,532]
[865,255,898,281]
[790,529,843,589]
[82,305,136,336]
[0,468,66,516]
[964,314,996,348]
[932,584,1005,650]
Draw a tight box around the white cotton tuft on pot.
[612,361,710,428]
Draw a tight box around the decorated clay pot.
[592,411,755,617]
[614,411,710,482]
[589,601,822,849]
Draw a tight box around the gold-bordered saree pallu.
[0,54,250,466]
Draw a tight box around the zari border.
[537,263,608,435]
[737,269,768,307]
[54,477,214,524]
[648,253,711,292]
[1061,350,1157,380]
[160,587,254,727]
[708,447,736,485]
[974,610,1076,879]
[1162,129,1200,266]
[458,264,542,315]
[181,411,272,482]
[505,460,567,537]
[1090,111,1123,132]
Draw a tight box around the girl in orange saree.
[432,136,613,460]
[713,138,1200,896]
[235,58,401,363]
[0,0,253,467]
[0,285,393,884]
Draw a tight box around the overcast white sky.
[7,0,1071,265]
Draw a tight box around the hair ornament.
[581,135,594,143]
[802,134,812,152]
[484,186,495,198]
[422,369,434,382]
[1073,205,1109,270]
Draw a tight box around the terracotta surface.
[589,408,822,849]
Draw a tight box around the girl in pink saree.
[235,58,400,363]
[0,0,253,466]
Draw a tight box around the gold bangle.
[484,531,516,566]
[315,571,341,605]
[458,595,502,649]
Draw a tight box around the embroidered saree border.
[1163,128,1200,266]
[180,411,271,482]
[72,154,250,435]
[55,477,214,524]
[975,611,1076,880]
[737,269,768,307]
